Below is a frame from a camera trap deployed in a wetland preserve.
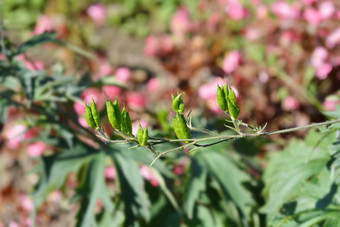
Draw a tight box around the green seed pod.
[85,103,97,129]
[137,124,144,144]
[141,127,148,146]
[226,86,240,120]
[121,108,133,136]
[106,99,121,129]
[173,114,191,143]
[172,93,184,114]
[90,98,100,127]
[217,85,227,111]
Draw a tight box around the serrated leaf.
[109,149,151,226]
[184,158,207,219]
[75,152,114,227]
[195,149,255,221]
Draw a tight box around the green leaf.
[75,152,114,227]
[195,149,255,221]
[110,149,151,225]
[33,143,97,210]
[184,158,207,219]
[15,32,58,55]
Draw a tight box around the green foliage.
[262,129,340,226]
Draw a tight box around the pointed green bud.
[217,85,228,111]
[172,93,185,114]
[106,99,121,129]
[120,108,132,136]
[90,98,100,127]
[85,103,97,129]
[173,114,191,143]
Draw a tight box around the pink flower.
[87,4,106,26]
[48,190,62,203]
[81,88,105,110]
[74,102,86,115]
[171,7,193,37]
[144,35,159,57]
[160,35,174,54]
[316,63,332,79]
[99,62,112,76]
[326,27,340,48]
[20,194,33,212]
[304,8,322,25]
[311,47,328,68]
[198,78,226,100]
[147,78,161,93]
[323,96,339,111]
[140,166,159,187]
[78,118,88,128]
[4,124,26,149]
[302,0,316,5]
[34,15,53,35]
[226,3,248,20]
[282,96,300,111]
[9,222,19,227]
[27,141,48,157]
[319,1,335,19]
[256,5,268,19]
[244,28,261,41]
[115,67,130,82]
[17,54,45,71]
[127,92,147,109]
[132,119,149,135]
[258,71,269,83]
[222,51,242,74]
[105,166,116,180]
[272,1,300,19]
[102,85,122,98]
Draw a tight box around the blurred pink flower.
[9,222,19,227]
[323,96,339,111]
[222,51,242,74]
[311,47,328,68]
[171,7,193,37]
[282,96,300,111]
[207,13,220,30]
[78,118,88,128]
[304,8,322,25]
[4,124,26,149]
[48,190,62,203]
[272,1,300,19]
[25,128,39,140]
[147,78,161,93]
[319,1,335,19]
[127,92,147,109]
[144,35,159,57]
[256,5,268,19]
[99,62,112,76]
[105,166,116,180]
[74,102,86,115]
[244,28,261,41]
[302,0,316,5]
[34,15,53,35]
[316,63,332,79]
[20,194,33,212]
[27,142,48,157]
[87,4,106,26]
[161,35,174,54]
[132,119,149,135]
[207,98,224,114]
[102,85,122,98]
[226,3,248,20]
[326,27,340,48]
[115,67,130,82]
[140,166,159,187]
[17,54,45,71]
[81,88,105,110]
[198,78,226,100]
[258,71,269,83]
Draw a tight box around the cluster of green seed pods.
[85,99,101,129]
[173,114,191,143]
[137,124,148,146]
[120,107,132,136]
[172,93,185,114]
[106,99,121,129]
[217,84,240,120]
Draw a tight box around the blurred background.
[0,0,340,226]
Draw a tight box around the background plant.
[0,0,340,226]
